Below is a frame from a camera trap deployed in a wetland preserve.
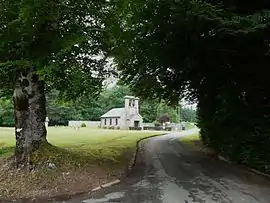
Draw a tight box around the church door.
[134,121,139,127]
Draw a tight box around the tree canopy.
[0,0,112,166]
[106,0,270,173]
[0,0,110,97]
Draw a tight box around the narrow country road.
[63,129,270,203]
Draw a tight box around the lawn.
[178,133,215,156]
[0,127,161,161]
[0,127,162,201]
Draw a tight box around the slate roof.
[100,108,125,118]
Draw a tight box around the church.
[100,96,143,130]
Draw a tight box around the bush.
[154,121,161,127]
[129,127,142,131]
[197,64,270,174]
[81,123,87,127]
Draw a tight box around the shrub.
[129,127,142,131]
[81,123,87,127]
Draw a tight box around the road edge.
[218,155,270,179]
[91,133,167,193]
[126,133,167,177]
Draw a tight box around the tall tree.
[106,0,270,172]
[0,0,109,166]
[0,97,13,127]
[181,107,197,122]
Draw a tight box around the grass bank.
[178,133,215,156]
[0,127,162,201]
[183,122,196,130]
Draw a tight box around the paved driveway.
[62,129,270,203]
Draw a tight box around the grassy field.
[0,127,162,201]
[0,127,162,159]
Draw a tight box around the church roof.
[100,108,125,118]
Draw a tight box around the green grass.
[178,133,200,150]
[178,133,216,156]
[184,122,196,130]
[0,127,163,200]
[0,127,161,164]
[179,133,200,143]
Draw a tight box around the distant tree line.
[0,86,197,127]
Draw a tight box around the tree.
[99,85,132,113]
[156,102,178,123]
[140,100,158,123]
[181,107,197,123]
[106,0,270,172]
[0,97,13,127]
[158,114,170,124]
[46,85,176,123]
[106,0,270,102]
[46,90,73,125]
[0,0,109,166]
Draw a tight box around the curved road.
[65,129,270,203]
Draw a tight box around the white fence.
[68,121,161,129]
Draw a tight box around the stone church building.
[100,96,143,130]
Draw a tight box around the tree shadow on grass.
[30,142,127,168]
[0,142,130,169]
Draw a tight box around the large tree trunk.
[13,70,47,167]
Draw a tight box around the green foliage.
[0,97,13,127]
[181,108,197,123]
[158,114,170,124]
[81,123,87,128]
[3,85,179,126]
[46,90,73,124]
[0,127,162,161]
[138,100,156,123]
[0,127,162,200]
[156,102,178,123]
[106,0,270,173]
[0,0,110,98]
[45,85,179,124]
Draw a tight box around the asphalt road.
[63,129,270,203]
